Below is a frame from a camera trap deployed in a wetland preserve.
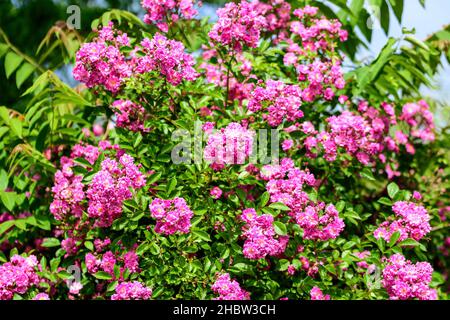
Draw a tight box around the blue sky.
[365,0,450,104]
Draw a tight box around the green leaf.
[0,106,10,124]
[389,0,404,23]
[42,238,61,247]
[84,241,94,251]
[360,168,376,181]
[50,258,60,272]
[259,191,270,208]
[147,172,162,185]
[0,251,7,263]
[380,0,390,34]
[149,243,160,255]
[387,182,399,199]
[15,63,35,88]
[228,263,253,275]
[10,118,23,138]
[14,219,27,230]
[388,231,401,247]
[94,271,113,280]
[166,177,177,194]
[192,229,211,242]
[136,242,149,255]
[0,191,17,211]
[0,169,8,190]
[355,38,397,91]
[107,281,118,292]
[335,201,346,213]
[405,35,430,51]
[35,124,49,152]
[273,221,288,236]
[4,52,23,78]
[0,43,9,58]
[398,238,420,247]
[378,197,393,206]
[57,270,73,280]
[279,259,290,271]
[0,220,15,235]
[269,202,291,211]
[376,237,385,252]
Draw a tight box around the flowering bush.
[0,0,449,301]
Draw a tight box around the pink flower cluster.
[374,201,431,243]
[149,197,193,235]
[248,80,303,127]
[282,6,347,102]
[354,251,373,270]
[203,122,254,169]
[400,100,435,141]
[310,286,330,300]
[73,22,132,93]
[50,142,119,223]
[87,154,146,227]
[211,273,250,300]
[141,0,199,32]
[301,100,436,175]
[111,281,152,300]
[85,251,116,275]
[199,51,255,104]
[296,204,345,241]
[290,6,348,46]
[112,100,149,133]
[71,143,101,165]
[134,33,199,86]
[85,249,139,277]
[210,186,223,199]
[33,293,50,300]
[240,208,289,260]
[382,254,437,300]
[0,255,39,300]
[74,24,198,93]
[253,0,291,35]
[209,1,267,51]
[50,157,85,221]
[261,158,344,241]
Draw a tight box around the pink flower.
[68,281,83,295]
[73,23,132,93]
[134,33,199,85]
[248,80,303,127]
[123,251,140,273]
[0,255,40,300]
[413,191,422,201]
[240,208,289,260]
[112,100,149,133]
[374,201,431,243]
[86,154,146,227]
[210,186,223,200]
[111,281,152,300]
[282,139,294,151]
[203,122,254,168]
[382,254,437,300]
[149,197,194,235]
[33,293,50,300]
[93,124,104,136]
[261,158,344,241]
[142,0,198,31]
[209,1,267,51]
[310,286,330,300]
[287,265,296,275]
[211,273,250,300]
